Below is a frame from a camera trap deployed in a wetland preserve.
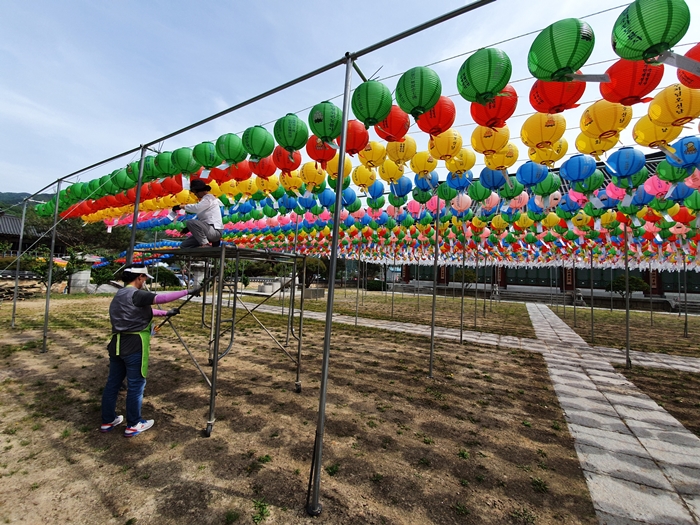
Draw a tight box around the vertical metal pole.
[42,180,62,353]
[126,146,147,264]
[416,263,420,312]
[482,259,487,317]
[355,250,361,327]
[683,252,689,338]
[307,55,353,517]
[649,263,653,327]
[549,266,553,306]
[590,249,594,345]
[624,223,631,369]
[459,247,466,344]
[391,250,396,318]
[677,266,681,317]
[428,197,440,379]
[474,245,479,329]
[11,200,28,329]
[562,260,566,318]
[295,257,307,390]
[205,245,227,436]
[611,266,614,312]
[573,256,577,327]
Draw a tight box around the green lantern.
[528,19,595,81]
[532,173,562,196]
[437,182,458,201]
[193,142,223,169]
[456,48,512,105]
[274,113,309,153]
[328,176,350,191]
[388,194,407,207]
[172,147,201,175]
[308,101,343,144]
[112,168,133,190]
[612,166,648,190]
[499,177,524,199]
[155,151,179,176]
[684,190,700,212]
[367,196,385,210]
[655,160,687,183]
[612,0,690,61]
[216,133,247,164]
[351,80,392,127]
[573,169,605,194]
[395,66,442,118]
[412,187,432,204]
[467,181,492,202]
[346,199,362,213]
[242,126,275,162]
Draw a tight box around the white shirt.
[184,193,223,230]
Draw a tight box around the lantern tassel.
[656,144,683,165]
[664,183,677,201]
[657,51,700,77]
[589,195,604,209]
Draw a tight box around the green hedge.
[366,280,387,292]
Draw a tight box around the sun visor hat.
[128,267,154,279]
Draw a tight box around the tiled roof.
[0,215,39,237]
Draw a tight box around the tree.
[27,245,67,291]
[298,257,326,288]
[64,247,91,293]
[605,275,649,298]
[453,268,477,289]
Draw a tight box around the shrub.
[366,280,387,292]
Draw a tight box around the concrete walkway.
[240,300,700,524]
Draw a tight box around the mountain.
[0,193,54,216]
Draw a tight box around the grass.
[251,499,269,524]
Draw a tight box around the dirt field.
[0,295,597,524]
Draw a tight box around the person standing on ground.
[172,179,223,248]
[100,264,200,437]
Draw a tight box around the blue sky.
[1,0,699,197]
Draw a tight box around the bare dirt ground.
[0,295,596,524]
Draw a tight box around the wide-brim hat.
[126,266,154,279]
[190,179,211,192]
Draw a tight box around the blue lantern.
[516,161,549,187]
[560,154,597,183]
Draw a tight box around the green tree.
[27,246,67,291]
[453,268,477,289]
[605,275,649,298]
[298,257,326,288]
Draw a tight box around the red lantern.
[126,187,137,203]
[272,145,301,174]
[600,59,663,105]
[305,134,336,168]
[336,119,369,155]
[228,160,253,182]
[416,96,456,135]
[678,43,700,89]
[208,167,231,183]
[149,180,165,198]
[250,155,276,178]
[161,175,183,194]
[470,84,517,128]
[374,105,410,142]
[529,76,585,113]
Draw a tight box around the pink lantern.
[278,215,291,226]
[406,200,422,216]
[605,183,627,201]
[480,227,491,239]
[367,208,383,219]
[451,194,473,212]
[685,168,700,189]
[643,175,671,198]
[426,195,441,213]
[568,189,588,206]
[319,210,331,221]
[339,209,349,221]
[351,208,366,219]
[305,211,315,222]
[670,223,689,235]
[509,191,529,209]
[549,191,562,208]
[643,222,660,234]
[482,192,500,211]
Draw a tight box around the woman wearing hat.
[100,264,200,437]
[172,179,223,248]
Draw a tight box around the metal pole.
[482,259,487,317]
[355,248,361,327]
[11,201,28,329]
[205,245,227,436]
[307,54,353,517]
[677,266,681,317]
[549,266,553,306]
[416,263,420,312]
[562,260,566,318]
[649,263,653,327]
[683,252,689,338]
[573,255,577,327]
[474,245,479,329]
[126,146,147,264]
[391,250,396,318]
[42,180,62,352]
[428,198,440,379]
[459,247,466,344]
[611,266,614,312]
[624,223,631,369]
[590,249,594,345]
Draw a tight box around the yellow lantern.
[636,207,649,221]
[633,115,683,150]
[571,210,590,228]
[236,178,258,198]
[575,132,618,160]
[326,153,352,180]
[256,174,279,194]
[648,84,700,127]
[490,214,508,231]
[174,189,190,205]
[528,138,567,167]
[471,216,487,229]
[280,170,303,193]
[445,148,476,174]
[351,165,376,191]
[300,162,326,191]
[520,113,566,149]
[485,142,519,171]
[600,209,617,228]
[219,180,237,195]
[580,100,632,139]
[386,135,417,166]
[208,180,222,197]
[665,203,681,217]
[378,159,404,183]
[542,211,560,229]
[515,213,534,229]
[428,128,463,160]
[410,151,438,176]
[471,125,510,155]
[358,141,387,168]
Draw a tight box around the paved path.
[240,300,700,524]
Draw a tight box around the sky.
[0,0,699,199]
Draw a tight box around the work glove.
[188,286,202,297]
[166,308,179,317]
[172,205,182,212]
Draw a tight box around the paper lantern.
[528,19,595,81]
[471,125,510,155]
[410,151,438,176]
[575,133,618,160]
[280,170,303,194]
[337,119,369,155]
[600,59,663,105]
[192,142,223,170]
[375,105,410,142]
[529,78,585,114]
[308,101,343,143]
[608,147,646,177]
[633,115,683,150]
[249,155,276,179]
[446,148,477,175]
[351,80,392,127]
[667,136,700,170]
[467,181,492,202]
[415,96,456,136]
[242,126,275,162]
[351,165,377,191]
[274,113,308,153]
[484,143,519,171]
[446,169,473,192]
[457,48,512,105]
[656,160,688,184]
[611,0,690,62]
[386,135,417,166]
[395,66,442,118]
[300,162,326,191]
[256,174,280,195]
[470,84,517,128]
[428,129,463,161]
[306,135,336,168]
[378,159,405,184]
[326,153,353,180]
[358,141,387,168]
[155,151,179,176]
[528,139,568,167]
[272,146,301,174]
[172,147,201,175]
[228,160,252,182]
[580,100,632,139]
[516,161,549,187]
[560,154,597,183]
[648,83,700,127]
[520,113,566,149]
[677,43,700,88]
[216,133,247,165]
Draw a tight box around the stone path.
[239,300,700,524]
